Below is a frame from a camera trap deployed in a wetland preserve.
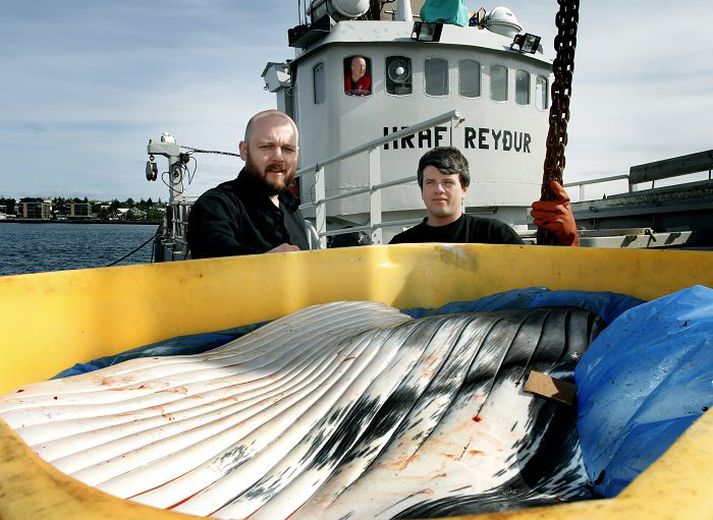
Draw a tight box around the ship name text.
[382,126,532,153]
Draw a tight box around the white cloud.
[1,0,712,202]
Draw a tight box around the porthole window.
[459,59,481,98]
[344,56,372,96]
[516,70,530,105]
[425,58,448,96]
[386,56,412,95]
[313,63,325,104]
[490,65,508,102]
[536,75,549,110]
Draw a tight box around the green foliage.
[0,197,16,214]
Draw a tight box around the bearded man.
[187,110,309,259]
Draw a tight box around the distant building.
[115,207,146,221]
[68,201,92,219]
[128,207,146,219]
[0,205,6,219]
[18,200,51,220]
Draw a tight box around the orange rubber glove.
[530,180,580,246]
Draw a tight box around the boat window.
[459,59,481,98]
[386,56,412,95]
[344,56,372,96]
[516,70,530,105]
[490,65,508,102]
[536,75,549,110]
[313,62,325,104]
[425,58,448,96]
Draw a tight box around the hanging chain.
[537,0,579,244]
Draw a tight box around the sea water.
[0,223,159,276]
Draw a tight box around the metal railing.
[564,174,631,201]
[297,110,464,247]
[565,149,713,201]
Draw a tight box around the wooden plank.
[629,149,713,185]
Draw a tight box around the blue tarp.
[419,0,469,27]
[53,322,266,379]
[575,285,713,497]
[403,287,642,324]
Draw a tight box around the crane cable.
[537,0,580,245]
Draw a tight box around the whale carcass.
[0,301,602,519]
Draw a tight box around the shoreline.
[0,219,161,226]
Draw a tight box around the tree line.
[0,197,165,221]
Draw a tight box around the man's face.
[239,115,298,196]
[351,57,366,80]
[421,165,467,224]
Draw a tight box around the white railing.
[297,110,464,248]
[565,150,713,201]
[564,174,631,202]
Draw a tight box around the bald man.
[344,56,372,96]
[187,110,309,259]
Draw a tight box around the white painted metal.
[485,6,523,38]
[331,0,370,19]
[298,110,461,243]
[369,147,382,243]
[313,166,326,247]
[287,18,551,234]
[395,0,413,22]
[565,174,632,201]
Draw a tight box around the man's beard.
[244,154,296,196]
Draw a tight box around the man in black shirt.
[390,147,578,246]
[187,110,310,259]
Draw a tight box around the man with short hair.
[389,146,579,246]
[187,109,309,259]
[344,56,372,96]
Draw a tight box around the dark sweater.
[389,214,524,245]
[187,169,309,259]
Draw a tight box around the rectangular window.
[516,70,530,105]
[459,59,481,98]
[425,58,448,96]
[313,63,325,104]
[386,56,412,95]
[490,65,508,102]
[344,56,372,96]
[536,75,549,110]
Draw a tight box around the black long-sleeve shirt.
[389,214,524,245]
[187,169,309,259]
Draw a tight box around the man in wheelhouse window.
[345,56,372,96]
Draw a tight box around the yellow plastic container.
[1,244,712,519]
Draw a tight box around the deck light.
[411,21,443,42]
[145,158,158,181]
[511,33,541,54]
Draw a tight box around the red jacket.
[344,74,372,96]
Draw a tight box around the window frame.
[515,69,531,106]
[489,64,508,102]
[535,75,549,111]
[424,57,449,97]
[343,55,373,97]
[313,62,326,105]
[385,55,413,96]
[458,59,481,99]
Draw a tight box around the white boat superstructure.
[143,1,713,258]
[264,1,552,241]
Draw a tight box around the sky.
[1,0,712,202]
